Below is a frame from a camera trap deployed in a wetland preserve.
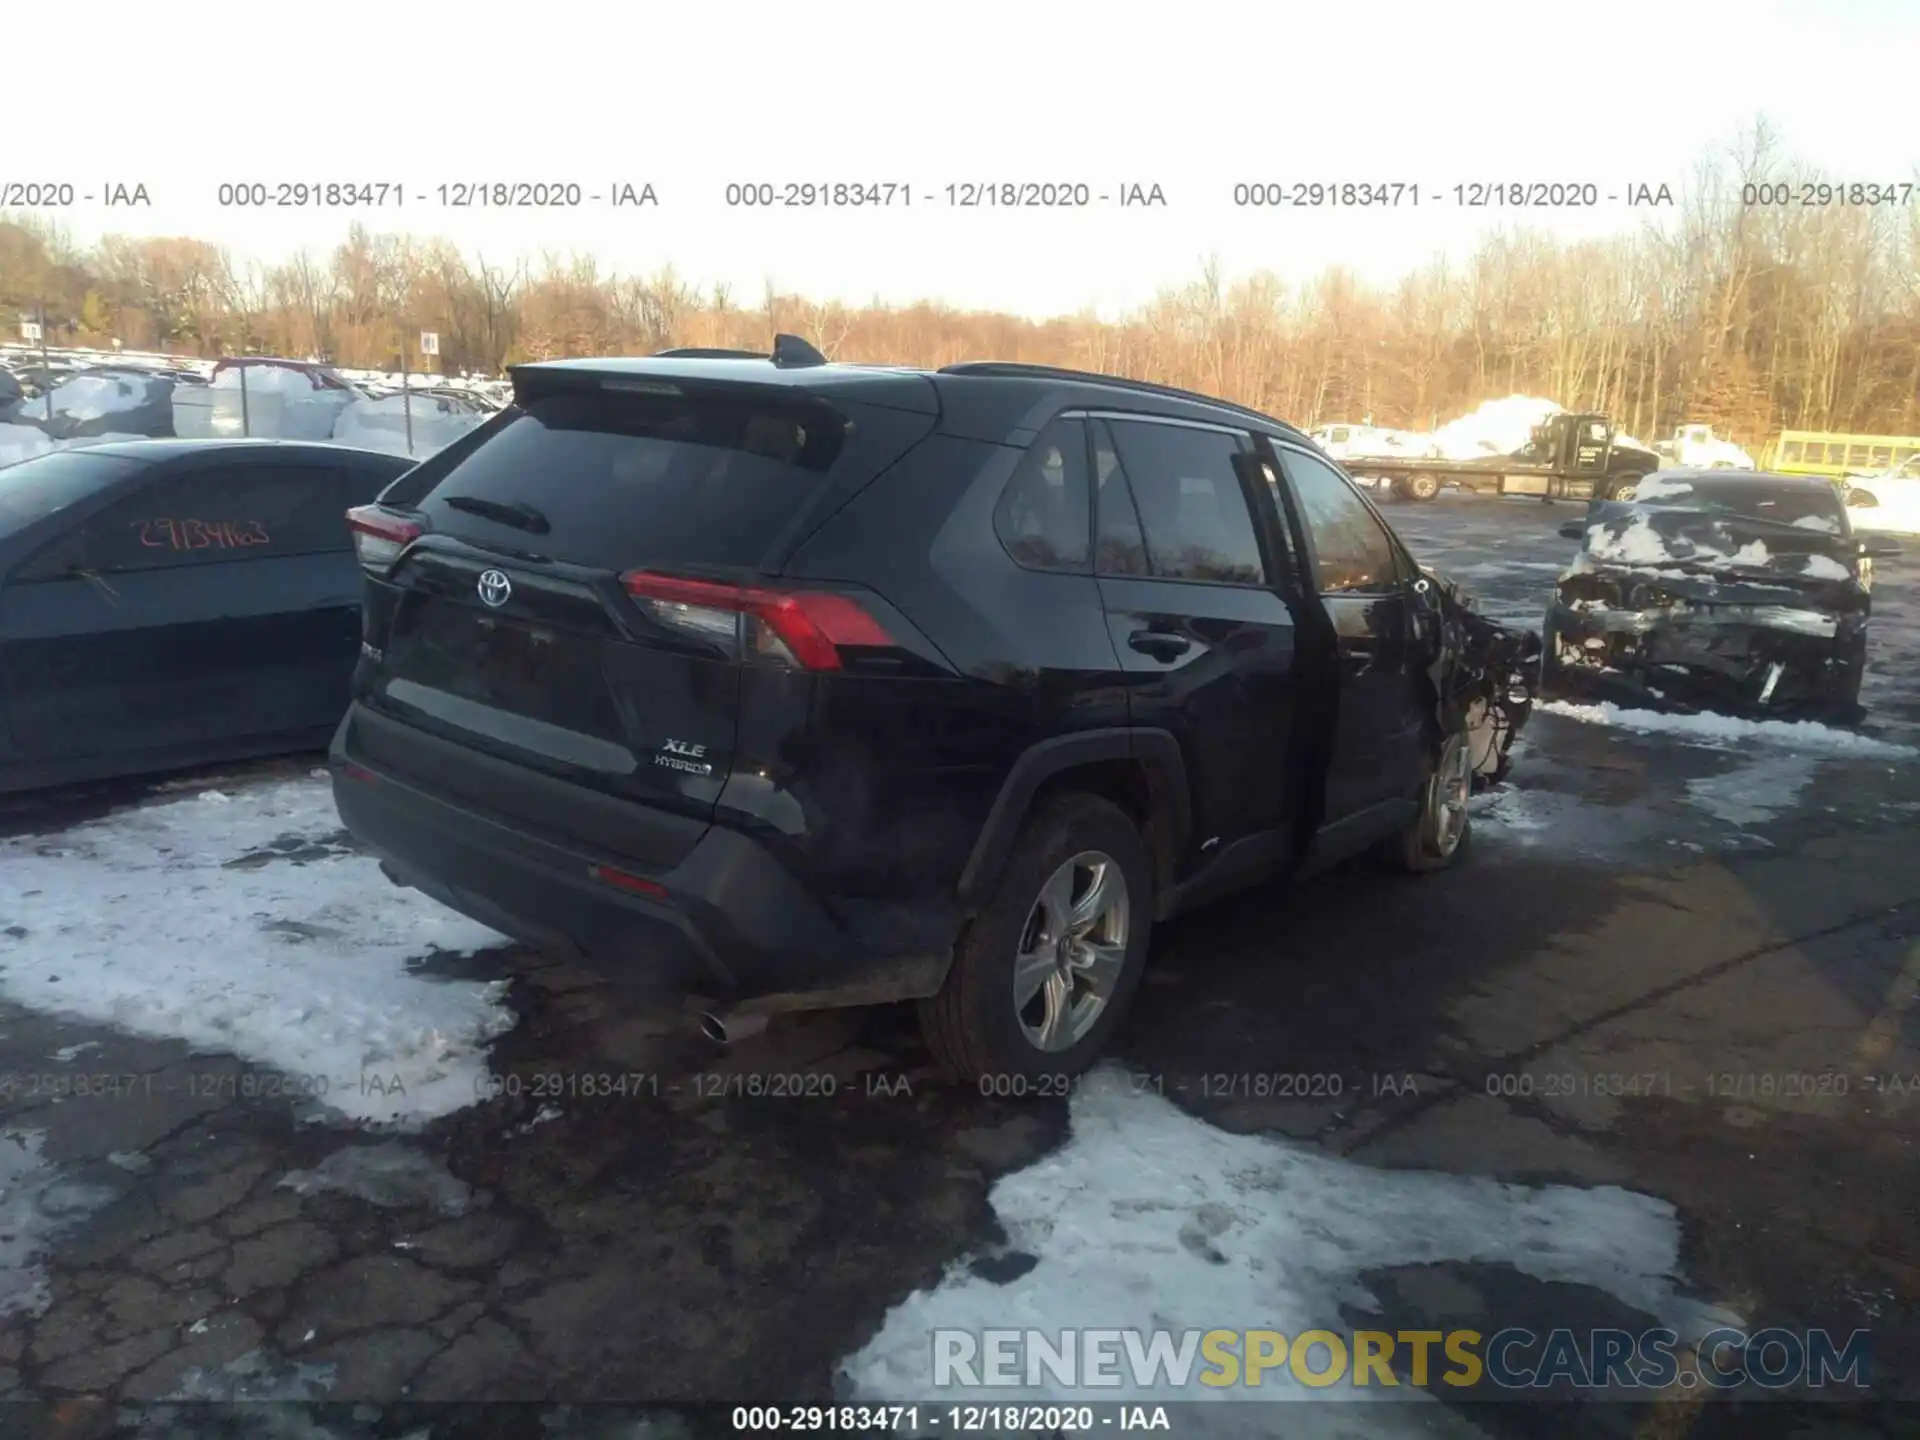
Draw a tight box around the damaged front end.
[1544,566,1867,719]
[1423,573,1542,788]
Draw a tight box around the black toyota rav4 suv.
[332,339,1539,1081]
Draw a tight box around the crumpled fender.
[1418,573,1542,787]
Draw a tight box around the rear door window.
[402,389,846,571]
[33,461,353,575]
[0,450,145,540]
[1103,419,1266,585]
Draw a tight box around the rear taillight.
[619,571,894,671]
[347,505,423,574]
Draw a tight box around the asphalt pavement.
[0,493,1914,1439]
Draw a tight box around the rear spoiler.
[651,335,827,368]
[507,335,937,415]
[651,334,828,368]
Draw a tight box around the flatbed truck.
[1334,411,1659,502]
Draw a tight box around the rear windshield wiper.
[443,495,552,534]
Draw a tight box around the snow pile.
[1802,554,1851,581]
[842,1073,1737,1433]
[1793,514,1839,533]
[332,391,486,458]
[1431,396,1562,460]
[199,364,358,441]
[0,777,516,1126]
[1539,700,1913,756]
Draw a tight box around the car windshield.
[0,450,145,538]
[1627,474,1842,530]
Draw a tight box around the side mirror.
[1557,521,1587,541]
[1860,536,1903,560]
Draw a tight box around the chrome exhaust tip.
[697,1010,769,1045]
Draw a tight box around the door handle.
[1128,631,1191,661]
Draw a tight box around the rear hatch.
[349,365,939,847]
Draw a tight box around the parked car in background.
[331,340,1540,1082]
[1841,452,1920,535]
[332,390,496,458]
[1652,424,1754,470]
[26,366,180,440]
[1310,423,1439,463]
[1542,469,1899,719]
[0,438,415,792]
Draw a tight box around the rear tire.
[1376,729,1475,874]
[1403,472,1442,502]
[1847,488,1878,509]
[920,794,1153,1084]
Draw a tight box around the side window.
[1104,419,1265,585]
[1277,449,1403,594]
[56,463,351,574]
[1092,420,1149,576]
[993,418,1090,572]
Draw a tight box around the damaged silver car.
[1541,469,1901,719]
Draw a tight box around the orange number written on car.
[134,519,272,550]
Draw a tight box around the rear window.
[401,390,846,570]
[0,450,145,539]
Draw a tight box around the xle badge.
[654,739,713,776]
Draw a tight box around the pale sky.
[20,0,1920,319]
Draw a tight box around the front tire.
[921,794,1154,1084]
[1376,729,1475,874]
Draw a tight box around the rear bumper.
[330,704,952,1015]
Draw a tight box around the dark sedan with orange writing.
[0,438,414,793]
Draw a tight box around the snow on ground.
[0,776,514,1126]
[1538,701,1913,757]
[841,1073,1738,1436]
[280,1142,473,1215]
[0,1128,118,1318]
[1684,755,1817,829]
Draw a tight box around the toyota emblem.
[476,569,512,608]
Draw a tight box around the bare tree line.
[4,123,1917,447]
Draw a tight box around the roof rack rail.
[937,362,1301,434]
